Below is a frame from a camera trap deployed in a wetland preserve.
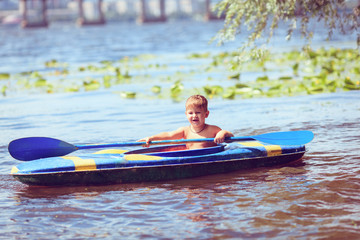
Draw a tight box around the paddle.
[8,131,314,161]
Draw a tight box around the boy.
[138,95,234,149]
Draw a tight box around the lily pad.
[120,91,136,99]
[256,76,269,82]
[223,89,235,99]
[83,80,101,91]
[203,85,223,96]
[0,73,10,80]
[170,81,184,98]
[34,78,47,87]
[2,85,7,96]
[151,85,161,94]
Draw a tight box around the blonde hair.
[185,95,208,111]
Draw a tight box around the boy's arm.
[214,130,234,144]
[138,127,185,146]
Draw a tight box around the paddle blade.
[252,130,314,145]
[8,137,77,161]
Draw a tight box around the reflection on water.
[0,21,359,239]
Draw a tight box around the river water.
[0,21,360,239]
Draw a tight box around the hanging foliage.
[213,0,360,61]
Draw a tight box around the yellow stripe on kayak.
[93,149,127,154]
[62,156,97,171]
[11,166,19,174]
[239,141,265,147]
[238,141,282,157]
[124,154,163,161]
[264,145,282,156]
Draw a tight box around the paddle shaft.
[76,137,255,150]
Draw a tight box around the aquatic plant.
[83,80,101,91]
[1,85,7,96]
[170,80,184,101]
[119,91,136,99]
[0,73,10,80]
[203,85,223,98]
[1,47,359,100]
[212,47,360,98]
[151,85,161,94]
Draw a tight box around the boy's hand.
[214,133,225,144]
[137,137,151,147]
[214,130,234,144]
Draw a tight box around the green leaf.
[45,59,58,68]
[235,83,249,89]
[256,76,269,82]
[65,86,80,92]
[83,80,101,91]
[151,85,161,94]
[223,89,235,99]
[344,77,356,86]
[203,85,223,96]
[352,67,360,74]
[0,73,10,80]
[30,71,42,79]
[2,85,7,96]
[228,73,240,80]
[188,52,211,58]
[343,77,360,90]
[103,75,112,88]
[344,85,360,90]
[170,81,184,98]
[34,78,47,87]
[269,84,283,91]
[278,76,292,81]
[120,91,136,99]
[309,87,324,93]
[292,63,299,75]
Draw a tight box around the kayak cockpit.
[125,144,225,157]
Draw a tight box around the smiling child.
[138,95,234,149]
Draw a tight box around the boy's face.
[185,106,209,127]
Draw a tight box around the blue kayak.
[11,141,306,186]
